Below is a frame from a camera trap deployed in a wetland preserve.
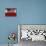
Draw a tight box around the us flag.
[5,8,16,16]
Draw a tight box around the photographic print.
[5,8,16,16]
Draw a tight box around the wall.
[0,0,46,44]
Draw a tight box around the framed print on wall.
[5,8,16,17]
[18,24,46,42]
